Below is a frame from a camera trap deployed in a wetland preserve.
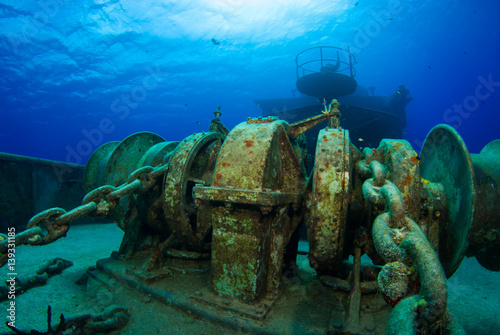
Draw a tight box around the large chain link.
[16,163,169,252]
[360,159,455,333]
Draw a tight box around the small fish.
[403,129,410,134]
[428,65,432,69]
[358,138,364,142]
[388,17,393,20]
[354,1,359,6]
[254,103,260,107]
[464,51,468,54]
[196,121,200,125]
[211,38,220,45]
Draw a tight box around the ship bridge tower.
[295,46,358,100]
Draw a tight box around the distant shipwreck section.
[255,46,413,151]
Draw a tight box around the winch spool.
[83,141,119,193]
[420,124,500,276]
[163,132,225,250]
[83,132,165,228]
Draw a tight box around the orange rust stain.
[222,162,231,167]
[249,150,254,154]
[409,156,419,165]
[401,180,407,186]
[406,175,413,181]
[244,140,254,147]
[324,163,329,168]
[323,137,328,142]
[216,173,222,180]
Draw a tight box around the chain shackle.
[108,180,141,200]
[355,147,375,178]
[0,227,44,267]
[358,147,457,334]
[17,159,170,252]
[362,160,406,228]
[370,160,386,186]
[390,229,448,332]
[380,184,407,229]
[374,204,450,333]
[372,213,406,263]
[82,185,118,216]
[27,208,70,245]
[362,160,389,208]
[0,227,42,251]
[57,202,98,226]
[127,166,156,193]
[148,162,169,180]
[362,178,387,208]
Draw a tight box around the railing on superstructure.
[295,46,356,80]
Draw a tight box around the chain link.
[0,227,44,267]
[16,162,169,249]
[360,154,452,333]
[82,185,117,215]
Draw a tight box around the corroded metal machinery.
[3,101,499,334]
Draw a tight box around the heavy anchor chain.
[361,159,464,334]
[11,164,169,253]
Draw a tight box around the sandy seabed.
[0,223,498,334]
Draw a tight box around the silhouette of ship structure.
[255,46,413,152]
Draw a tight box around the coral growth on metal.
[11,110,500,334]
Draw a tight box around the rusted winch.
[10,101,499,334]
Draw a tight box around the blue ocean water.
[0,0,499,164]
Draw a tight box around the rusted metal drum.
[376,139,421,220]
[308,128,351,273]
[163,132,225,249]
[194,118,307,303]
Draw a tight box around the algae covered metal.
[195,117,307,302]
[5,103,500,334]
